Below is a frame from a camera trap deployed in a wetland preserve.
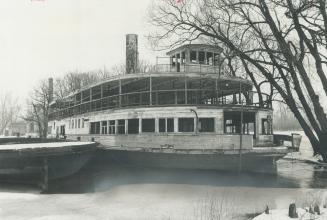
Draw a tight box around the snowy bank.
[253,207,327,220]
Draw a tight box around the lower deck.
[49,106,275,150]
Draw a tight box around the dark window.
[207,52,213,65]
[159,118,174,132]
[199,51,205,64]
[171,55,176,67]
[214,53,220,66]
[178,118,194,132]
[181,52,185,64]
[167,118,174,132]
[90,122,100,134]
[109,120,115,134]
[117,120,125,134]
[142,119,155,132]
[128,119,139,134]
[262,117,272,135]
[101,121,107,134]
[82,119,84,128]
[190,50,197,63]
[159,118,165,132]
[78,119,81,128]
[199,118,215,132]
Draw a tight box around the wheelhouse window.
[117,120,125,134]
[142,119,155,132]
[190,50,197,63]
[178,118,194,132]
[108,120,115,134]
[214,53,220,66]
[181,52,185,64]
[199,118,215,132]
[90,122,100,134]
[207,52,213,65]
[101,121,108,134]
[128,119,139,134]
[199,51,205,64]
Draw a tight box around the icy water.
[0,131,326,220]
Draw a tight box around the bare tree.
[0,93,21,135]
[149,0,327,160]
[25,79,52,138]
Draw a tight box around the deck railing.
[49,89,271,120]
[155,63,221,75]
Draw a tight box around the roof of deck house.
[166,44,223,56]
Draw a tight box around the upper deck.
[49,44,272,121]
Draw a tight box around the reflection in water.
[41,157,327,193]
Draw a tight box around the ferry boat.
[48,34,301,174]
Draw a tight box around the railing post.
[149,76,152,106]
[119,78,122,107]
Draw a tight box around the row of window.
[69,118,85,129]
[89,118,215,135]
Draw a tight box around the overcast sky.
[0,0,160,102]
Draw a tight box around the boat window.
[90,122,100,134]
[199,51,205,64]
[82,119,84,128]
[101,121,108,134]
[171,55,176,67]
[190,50,197,63]
[128,119,139,134]
[109,120,115,134]
[262,116,272,135]
[167,118,174,132]
[142,119,155,132]
[78,119,81,128]
[159,118,174,132]
[214,53,220,66]
[75,119,78,129]
[72,120,74,129]
[117,120,125,134]
[207,52,213,65]
[181,52,185,64]
[178,118,194,132]
[199,118,215,132]
[159,119,165,132]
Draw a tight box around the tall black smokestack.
[126,34,138,74]
[48,77,53,103]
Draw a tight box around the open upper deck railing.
[155,63,221,75]
[49,89,272,120]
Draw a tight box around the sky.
[0,0,160,103]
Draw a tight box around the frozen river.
[0,131,326,220]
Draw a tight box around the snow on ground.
[253,208,327,220]
[0,142,95,150]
